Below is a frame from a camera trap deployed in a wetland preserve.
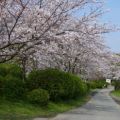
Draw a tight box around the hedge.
[26,68,89,101]
[26,88,49,106]
[0,64,25,100]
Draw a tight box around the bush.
[0,64,25,99]
[87,80,106,89]
[95,80,106,89]
[0,64,23,79]
[80,82,88,95]
[114,81,120,90]
[88,81,94,89]
[26,88,49,106]
[26,69,88,101]
[2,76,25,99]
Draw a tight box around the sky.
[101,0,120,53]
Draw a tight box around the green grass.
[0,95,90,120]
[111,90,120,97]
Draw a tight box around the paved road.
[50,87,120,120]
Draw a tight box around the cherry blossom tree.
[0,0,118,80]
[0,0,94,63]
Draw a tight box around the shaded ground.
[48,87,120,120]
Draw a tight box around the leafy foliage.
[86,80,107,89]
[0,64,23,79]
[26,88,49,106]
[114,81,120,90]
[0,64,25,100]
[26,69,89,101]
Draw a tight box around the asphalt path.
[50,87,120,120]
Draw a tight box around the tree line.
[0,0,119,80]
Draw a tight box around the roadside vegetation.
[111,81,120,99]
[114,81,120,91]
[111,90,120,98]
[0,63,107,120]
[0,95,89,120]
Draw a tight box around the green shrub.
[86,81,97,89]
[80,82,88,95]
[26,88,49,106]
[114,81,120,90]
[86,82,92,91]
[96,80,106,89]
[0,64,23,79]
[0,64,25,99]
[26,69,88,101]
[2,75,25,99]
[0,75,4,96]
[87,80,106,89]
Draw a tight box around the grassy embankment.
[111,90,120,98]
[110,90,120,105]
[0,95,90,120]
